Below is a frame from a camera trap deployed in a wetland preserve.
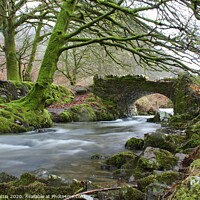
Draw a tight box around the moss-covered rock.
[173,73,200,115]
[137,174,156,192]
[91,153,108,160]
[125,137,144,150]
[45,84,74,106]
[165,134,186,148]
[93,98,118,121]
[59,110,73,122]
[106,152,137,169]
[169,113,194,129]
[0,104,52,134]
[158,171,180,185]
[146,182,169,200]
[119,185,145,200]
[144,132,176,152]
[169,108,200,130]
[138,147,178,171]
[71,104,97,122]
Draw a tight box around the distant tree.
[22,18,53,81]
[57,43,89,85]
[57,43,136,85]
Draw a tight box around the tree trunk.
[24,22,42,81]
[20,0,77,108]
[4,18,21,81]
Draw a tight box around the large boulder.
[125,137,144,150]
[106,152,137,169]
[144,132,176,152]
[138,147,178,171]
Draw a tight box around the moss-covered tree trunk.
[4,17,21,82]
[26,0,76,103]
[19,0,77,107]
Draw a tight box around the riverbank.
[0,113,199,199]
[96,110,200,200]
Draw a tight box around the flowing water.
[0,116,161,183]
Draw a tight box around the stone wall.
[0,81,28,103]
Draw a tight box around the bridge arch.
[113,90,173,117]
[133,93,173,115]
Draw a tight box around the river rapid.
[0,116,161,183]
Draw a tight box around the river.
[0,116,161,184]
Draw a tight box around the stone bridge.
[93,74,200,116]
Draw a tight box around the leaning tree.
[0,0,199,133]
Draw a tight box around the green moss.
[138,156,157,170]
[125,137,144,150]
[189,159,200,174]
[22,81,34,90]
[106,152,137,169]
[121,157,139,170]
[112,169,135,180]
[0,98,6,104]
[95,110,116,121]
[119,185,145,200]
[190,121,200,135]
[59,110,73,122]
[0,104,52,134]
[169,113,195,129]
[0,173,18,183]
[85,97,97,102]
[25,181,46,194]
[172,73,199,115]
[144,132,176,152]
[155,149,178,170]
[165,134,185,146]
[13,173,37,186]
[45,84,74,106]
[158,171,180,185]
[138,148,178,171]
[137,175,156,192]
[182,134,200,150]
[174,184,200,200]
[71,104,96,122]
